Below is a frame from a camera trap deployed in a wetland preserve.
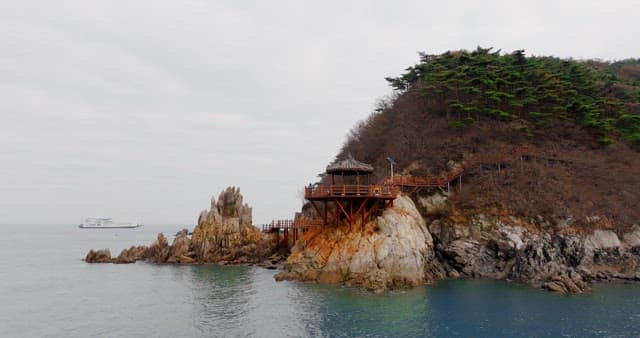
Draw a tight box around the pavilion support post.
[283,228,289,249]
[324,200,338,225]
[363,202,378,225]
[352,197,370,228]
[323,200,328,225]
[335,200,350,227]
[349,201,354,231]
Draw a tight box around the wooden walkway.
[388,145,541,190]
[262,219,324,249]
[304,184,396,199]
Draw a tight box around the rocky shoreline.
[421,192,640,294]
[85,187,640,294]
[274,192,640,293]
[85,187,283,268]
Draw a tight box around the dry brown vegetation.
[336,49,640,231]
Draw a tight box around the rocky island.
[86,48,640,294]
[86,187,277,266]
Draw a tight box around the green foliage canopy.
[385,47,640,146]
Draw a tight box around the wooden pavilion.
[304,154,397,229]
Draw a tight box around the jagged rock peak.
[208,186,252,225]
[197,186,253,227]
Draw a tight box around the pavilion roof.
[326,154,374,174]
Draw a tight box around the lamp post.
[386,157,396,181]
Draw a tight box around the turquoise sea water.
[1,224,639,337]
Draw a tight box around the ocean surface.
[1,224,640,338]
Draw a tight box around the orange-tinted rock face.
[275,195,446,292]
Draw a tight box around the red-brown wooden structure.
[262,219,323,249]
[388,145,543,192]
[305,154,397,230]
[265,146,546,249]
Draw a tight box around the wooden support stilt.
[349,201,353,231]
[323,200,328,225]
[335,200,350,227]
[325,207,340,226]
[352,197,370,227]
[283,228,289,249]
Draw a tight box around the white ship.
[78,217,142,229]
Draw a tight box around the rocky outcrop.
[84,249,113,263]
[190,187,272,264]
[427,211,640,293]
[275,195,445,293]
[114,245,148,264]
[85,187,275,265]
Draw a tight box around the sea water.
[1,224,639,337]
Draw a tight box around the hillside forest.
[336,48,640,230]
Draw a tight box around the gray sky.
[1,0,638,225]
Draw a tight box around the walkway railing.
[261,218,324,233]
[389,145,543,189]
[305,184,396,198]
[390,166,465,188]
[262,218,325,249]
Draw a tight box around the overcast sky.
[1,1,638,225]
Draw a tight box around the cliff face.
[420,193,640,292]
[321,48,640,292]
[274,191,640,293]
[85,187,276,265]
[276,195,445,292]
